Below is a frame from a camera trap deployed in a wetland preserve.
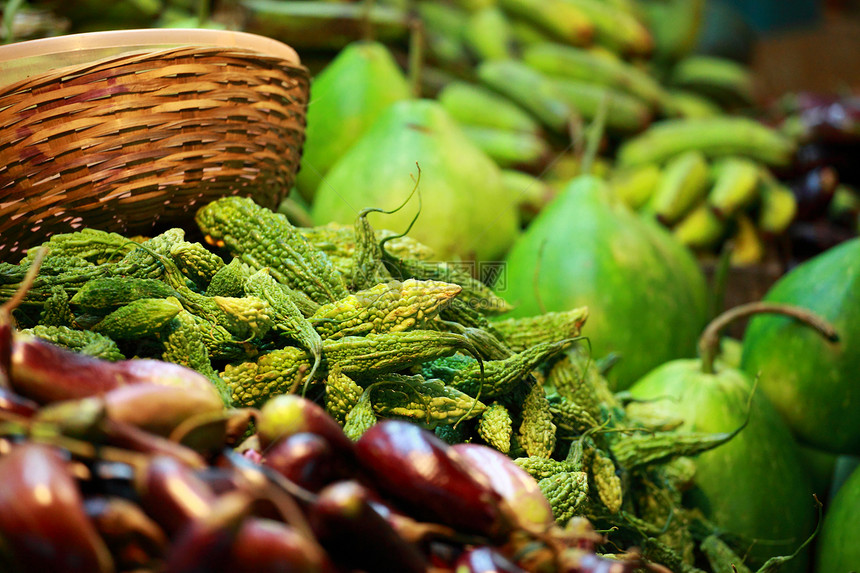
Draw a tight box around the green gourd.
[295,41,412,202]
[815,463,860,572]
[626,303,837,572]
[500,174,707,388]
[311,99,520,262]
[741,238,860,454]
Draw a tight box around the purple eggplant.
[354,420,511,539]
[84,496,168,570]
[103,382,224,437]
[225,518,335,573]
[308,480,429,573]
[162,490,252,573]
[262,432,340,493]
[10,335,217,404]
[0,443,114,573]
[0,386,38,417]
[451,443,554,534]
[136,455,218,536]
[455,546,528,573]
[257,394,355,457]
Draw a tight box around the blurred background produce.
[1,0,859,571]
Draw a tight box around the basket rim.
[0,29,302,87]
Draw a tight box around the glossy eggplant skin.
[257,394,356,457]
[262,432,340,493]
[225,518,335,573]
[0,443,114,573]
[136,456,218,536]
[354,420,510,539]
[309,480,429,573]
[10,336,216,404]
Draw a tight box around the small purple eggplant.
[225,518,335,573]
[103,382,224,437]
[0,443,114,573]
[84,496,168,570]
[308,480,429,573]
[354,420,511,539]
[262,432,339,493]
[136,455,217,536]
[257,395,355,457]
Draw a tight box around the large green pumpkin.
[741,238,860,454]
[499,175,708,389]
[628,360,815,572]
[311,99,520,263]
[294,41,412,202]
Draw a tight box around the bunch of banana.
[610,134,800,265]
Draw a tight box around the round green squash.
[816,462,860,572]
[499,175,708,389]
[295,41,412,202]
[311,99,520,263]
[628,359,815,572]
[741,238,860,454]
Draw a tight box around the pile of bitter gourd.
[0,196,761,571]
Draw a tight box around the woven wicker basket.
[0,30,310,262]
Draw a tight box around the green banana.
[669,55,755,108]
[646,150,711,225]
[562,0,654,57]
[609,164,662,211]
[476,59,572,135]
[671,202,727,250]
[463,6,516,61]
[437,81,542,134]
[508,15,555,48]
[417,2,473,74]
[662,89,722,119]
[522,42,669,109]
[706,157,762,218]
[638,0,705,61]
[241,0,410,49]
[497,0,594,46]
[460,125,552,169]
[551,78,652,133]
[757,177,798,236]
[616,117,797,168]
[449,0,497,12]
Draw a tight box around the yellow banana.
[757,178,798,236]
[616,117,797,168]
[729,214,765,267]
[672,201,728,250]
[647,150,711,225]
[497,0,594,46]
[609,164,662,211]
[562,0,654,57]
[706,157,762,218]
[438,81,542,134]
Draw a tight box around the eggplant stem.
[698,302,839,375]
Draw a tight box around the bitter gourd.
[343,387,377,440]
[222,345,312,407]
[492,307,589,352]
[21,325,125,361]
[538,471,589,525]
[324,365,363,424]
[477,403,513,454]
[611,425,743,470]
[25,228,136,265]
[206,258,254,298]
[161,310,232,405]
[70,277,178,315]
[309,279,461,340]
[518,381,557,459]
[38,285,74,327]
[368,374,486,428]
[91,296,184,340]
[169,240,225,292]
[195,196,348,304]
[450,338,576,399]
